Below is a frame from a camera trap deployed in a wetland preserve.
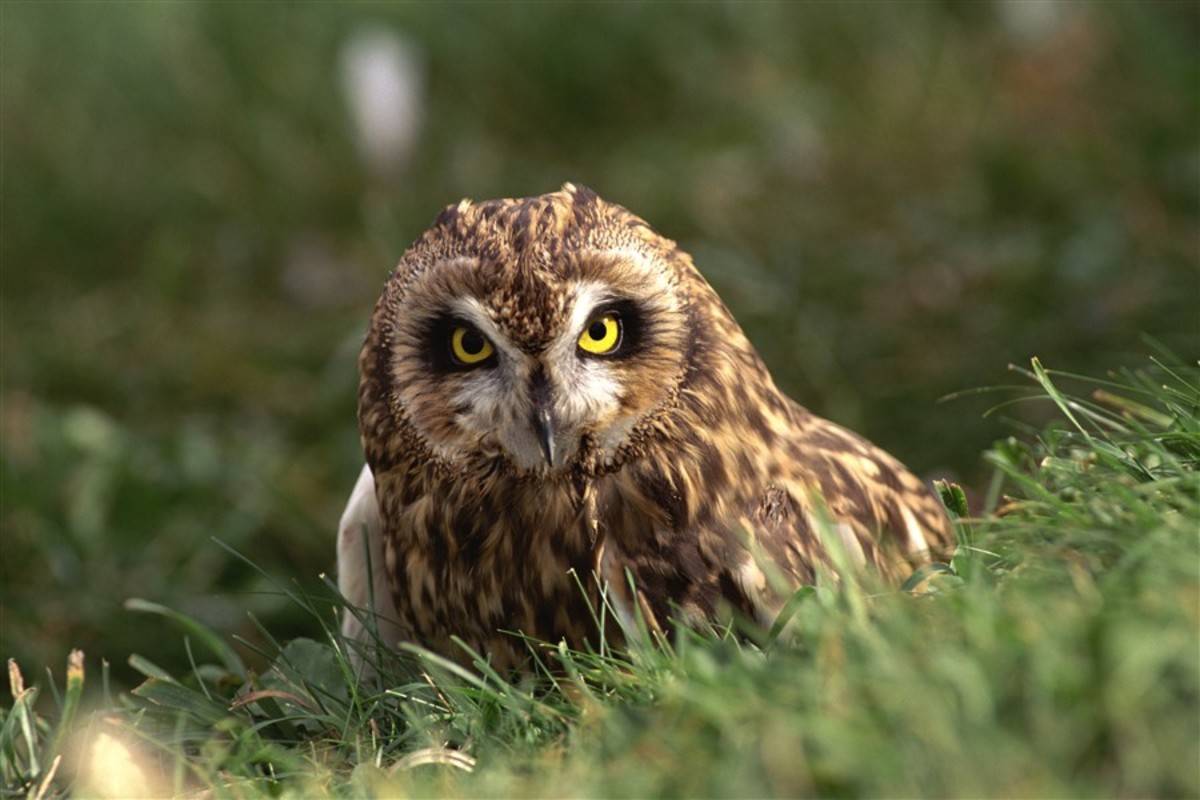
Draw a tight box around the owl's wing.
[738,409,955,607]
[623,409,956,635]
[336,464,402,667]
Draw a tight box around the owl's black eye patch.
[579,298,645,360]
[424,314,496,372]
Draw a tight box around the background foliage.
[2,2,1196,685]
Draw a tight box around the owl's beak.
[528,366,558,467]
[532,406,557,467]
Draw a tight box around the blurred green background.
[2,2,1196,683]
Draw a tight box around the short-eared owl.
[338,184,952,670]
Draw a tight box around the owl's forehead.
[416,251,628,352]
[396,186,678,351]
[469,260,574,351]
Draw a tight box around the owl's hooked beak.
[532,406,556,467]
[528,366,559,467]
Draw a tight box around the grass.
[3,355,1198,798]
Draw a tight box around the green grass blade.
[124,598,247,679]
[47,651,83,760]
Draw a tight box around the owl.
[337,184,953,671]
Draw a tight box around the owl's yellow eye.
[577,314,622,355]
[450,326,494,365]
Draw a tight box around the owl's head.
[360,184,715,478]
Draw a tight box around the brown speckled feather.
[348,184,953,670]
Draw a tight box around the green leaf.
[131,679,230,727]
[263,638,348,710]
[128,654,179,684]
[124,598,246,679]
[935,480,970,519]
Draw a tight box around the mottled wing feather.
[675,406,956,629]
[734,406,955,612]
[787,408,954,575]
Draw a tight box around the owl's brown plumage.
[338,184,952,671]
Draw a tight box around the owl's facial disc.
[390,249,689,476]
[427,290,635,473]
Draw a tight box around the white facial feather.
[548,281,623,422]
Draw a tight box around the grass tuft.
[3,356,1198,798]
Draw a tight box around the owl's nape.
[342,183,954,672]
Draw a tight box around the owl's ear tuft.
[563,182,599,205]
[434,198,473,229]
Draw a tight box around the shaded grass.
[3,355,1199,798]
